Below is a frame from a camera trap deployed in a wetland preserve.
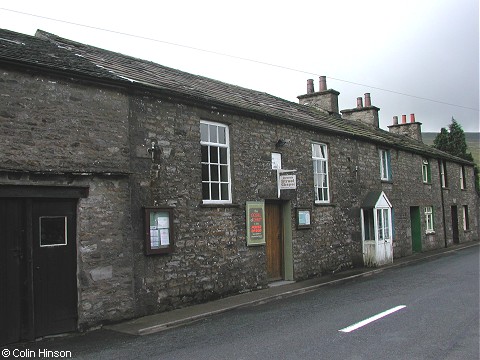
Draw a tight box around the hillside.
[422,132,479,166]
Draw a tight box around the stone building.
[0,28,478,345]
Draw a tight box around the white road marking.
[339,305,407,333]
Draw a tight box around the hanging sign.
[279,174,297,189]
[246,201,265,246]
[276,169,297,198]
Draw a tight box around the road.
[4,246,479,359]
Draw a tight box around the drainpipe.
[438,160,448,248]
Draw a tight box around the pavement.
[104,241,479,336]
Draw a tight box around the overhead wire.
[0,7,478,112]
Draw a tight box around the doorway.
[360,191,393,267]
[265,202,283,280]
[451,206,459,244]
[410,207,422,252]
[0,198,78,345]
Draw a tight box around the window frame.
[312,142,330,204]
[424,206,434,233]
[379,149,392,181]
[376,208,391,241]
[200,120,232,204]
[460,166,467,190]
[440,160,448,188]
[422,159,431,183]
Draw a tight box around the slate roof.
[0,28,472,165]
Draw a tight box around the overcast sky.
[1,0,478,132]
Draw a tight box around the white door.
[375,208,393,265]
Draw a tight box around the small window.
[200,121,231,204]
[376,208,390,240]
[460,166,467,190]
[440,160,448,188]
[424,206,434,233]
[40,216,67,247]
[463,206,470,231]
[312,143,330,203]
[379,149,391,181]
[422,159,431,183]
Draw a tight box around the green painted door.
[410,207,422,252]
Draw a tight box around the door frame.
[264,200,293,281]
[451,205,459,244]
[0,186,86,345]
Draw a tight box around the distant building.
[0,28,478,345]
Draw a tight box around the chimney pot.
[393,116,398,125]
[307,79,314,94]
[364,93,371,107]
[356,97,363,109]
[319,76,327,91]
[410,113,415,123]
[402,115,407,124]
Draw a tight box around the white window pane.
[200,123,209,142]
[218,126,226,144]
[209,124,217,143]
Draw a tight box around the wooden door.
[0,199,25,345]
[32,199,78,337]
[410,207,422,252]
[451,206,459,244]
[265,202,283,280]
[0,198,78,345]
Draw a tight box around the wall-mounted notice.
[246,201,266,246]
[144,207,174,255]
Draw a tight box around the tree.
[433,117,478,193]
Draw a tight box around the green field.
[423,132,480,166]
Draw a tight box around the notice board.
[246,201,265,246]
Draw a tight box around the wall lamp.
[275,139,288,148]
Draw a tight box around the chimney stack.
[340,93,380,127]
[364,93,371,107]
[307,79,314,94]
[388,113,423,142]
[319,76,327,91]
[356,97,363,109]
[298,75,340,115]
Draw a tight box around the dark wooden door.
[32,199,78,337]
[451,206,459,244]
[265,202,283,280]
[0,199,25,345]
[0,198,77,345]
[410,207,422,252]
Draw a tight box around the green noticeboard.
[246,201,265,246]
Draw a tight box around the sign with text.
[279,174,297,189]
[246,201,265,246]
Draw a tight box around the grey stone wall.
[0,68,129,172]
[0,68,135,329]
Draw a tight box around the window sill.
[314,202,336,207]
[425,231,435,235]
[423,182,432,185]
[381,179,393,184]
[200,203,240,208]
